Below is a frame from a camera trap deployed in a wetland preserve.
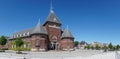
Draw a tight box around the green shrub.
[0,50,5,52]
[9,41,31,51]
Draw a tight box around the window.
[52,36,57,43]
[53,18,56,21]
[36,35,40,39]
[36,39,40,47]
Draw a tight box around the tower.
[61,26,74,51]
[43,0,62,50]
[31,20,48,51]
[43,10,61,50]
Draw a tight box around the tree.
[14,37,24,54]
[0,36,7,50]
[74,41,79,47]
[102,45,108,52]
[95,44,101,50]
[102,45,108,50]
[116,45,120,50]
[91,46,94,50]
[108,43,113,51]
[86,45,90,50]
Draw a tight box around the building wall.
[61,39,74,50]
[7,22,74,51]
[45,23,61,42]
[31,35,47,51]
[44,22,61,50]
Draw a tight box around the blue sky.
[0,0,120,45]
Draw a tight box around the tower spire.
[38,18,40,23]
[67,25,69,30]
[50,0,54,13]
[66,25,69,32]
[37,18,41,25]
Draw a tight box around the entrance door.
[50,43,56,50]
[50,36,59,50]
[53,43,56,50]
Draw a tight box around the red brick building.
[10,10,74,51]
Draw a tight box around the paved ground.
[0,49,117,59]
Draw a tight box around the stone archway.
[51,36,59,50]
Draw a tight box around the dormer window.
[53,18,56,21]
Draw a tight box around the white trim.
[39,49,46,51]
[48,25,60,29]
[62,48,74,51]
[62,49,68,51]
[69,49,74,50]
[31,49,37,51]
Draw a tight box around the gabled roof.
[13,23,47,36]
[32,22,47,35]
[44,10,61,25]
[61,28,74,39]
[14,28,34,35]
[80,41,88,45]
[13,21,48,38]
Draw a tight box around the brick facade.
[9,10,74,51]
[61,38,74,50]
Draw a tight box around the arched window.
[35,35,40,49]
[52,36,57,43]
[35,39,40,47]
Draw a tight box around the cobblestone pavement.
[0,50,114,59]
